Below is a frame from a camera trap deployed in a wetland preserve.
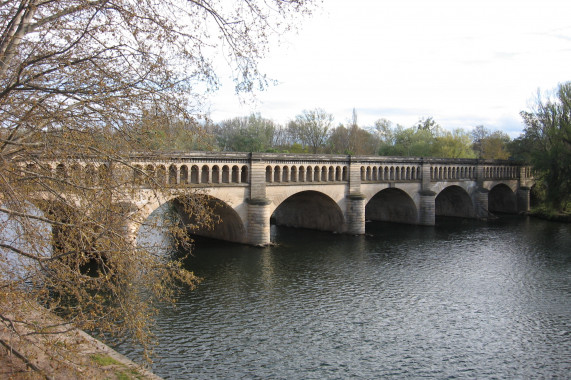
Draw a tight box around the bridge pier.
[246,198,271,246]
[474,189,490,219]
[517,187,531,212]
[418,162,436,226]
[345,195,366,234]
[418,191,436,226]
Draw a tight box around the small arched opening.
[201,165,209,183]
[191,165,199,184]
[168,165,178,185]
[180,165,189,184]
[222,165,230,183]
[240,165,249,183]
[231,166,240,183]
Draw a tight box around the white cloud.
[206,0,571,137]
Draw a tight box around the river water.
[122,216,570,378]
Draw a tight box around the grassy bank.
[528,206,571,223]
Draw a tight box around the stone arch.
[291,166,298,182]
[180,165,189,184]
[222,165,230,183]
[212,165,220,183]
[488,184,517,214]
[201,165,209,183]
[231,165,240,183]
[273,166,281,182]
[282,166,289,182]
[342,166,348,181]
[156,165,167,185]
[366,188,418,224]
[313,166,320,182]
[144,164,154,186]
[271,190,345,233]
[266,166,272,182]
[190,165,199,184]
[298,166,305,182]
[142,195,247,244]
[435,185,475,218]
[168,164,177,185]
[240,165,249,183]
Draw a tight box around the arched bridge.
[43,152,534,246]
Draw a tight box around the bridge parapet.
[24,153,532,186]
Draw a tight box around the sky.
[205,0,571,138]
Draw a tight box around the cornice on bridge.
[26,150,525,166]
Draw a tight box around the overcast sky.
[206,0,571,137]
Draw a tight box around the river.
[120,216,570,378]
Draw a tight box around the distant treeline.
[140,108,516,160]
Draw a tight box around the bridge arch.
[488,184,517,214]
[173,195,246,243]
[435,185,476,218]
[138,194,247,244]
[365,188,418,224]
[271,190,345,233]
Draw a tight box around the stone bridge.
[43,152,534,246]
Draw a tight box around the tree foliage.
[326,109,377,155]
[518,82,571,210]
[287,108,333,153]
[215,114,280,152]
[0,0,315,364]
[434,129,476,159]
[472,125,511,159]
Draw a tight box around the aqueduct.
[35,152,534,246]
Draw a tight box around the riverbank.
[528,208,571,223]
[0,296,161,380]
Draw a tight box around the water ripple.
[118,217,571,379]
